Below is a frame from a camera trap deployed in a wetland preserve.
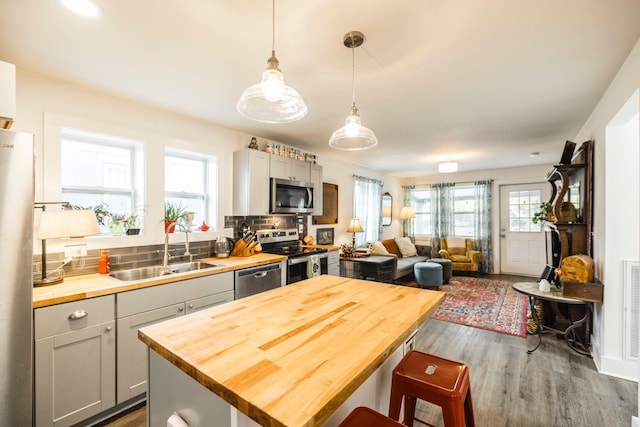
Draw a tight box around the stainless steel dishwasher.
[234,263,282,300]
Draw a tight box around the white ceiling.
[1,0,639,176]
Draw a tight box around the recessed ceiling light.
[59,0,102,17]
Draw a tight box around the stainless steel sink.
[109,261,223,282]
[167,261,223,273]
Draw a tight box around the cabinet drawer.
[34,295,115,340]
[117,272,233,318]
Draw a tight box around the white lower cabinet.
[116,273,234,404]
[34,295,116,427]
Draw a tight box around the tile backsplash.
[33,215,307,278]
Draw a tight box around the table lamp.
[399,206,416,220]
[346,218,364,247]
[34,203,101,286]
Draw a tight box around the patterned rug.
[429,276,528,337]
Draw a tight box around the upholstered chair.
[438,237,481,275]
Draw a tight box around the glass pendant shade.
[329,103,378,151]
[237,51,307,123]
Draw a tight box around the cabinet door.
[270,155,290,180]
[186,290,234,314]
[35,321,115,427]
[290,160,310,182]
[116,303,185,403]
[310,164,323,216]
[233,149,269,216]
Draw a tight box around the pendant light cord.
[271,0,276,52]
[351,42,356,105]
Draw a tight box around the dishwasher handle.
[253,271,268,278]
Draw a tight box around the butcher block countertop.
[32,253,287,308]
[138,275,445,427]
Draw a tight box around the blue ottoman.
[414,262,443,289]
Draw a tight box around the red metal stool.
[388,350,475,427]
[339,406,406,427]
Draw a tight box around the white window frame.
[164,147,218,230]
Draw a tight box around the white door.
[499,183,550,276]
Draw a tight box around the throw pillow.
[380,238,403,258]
[369,241,389,255]
[395,237,418,257]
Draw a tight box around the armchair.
[438,237,481,275]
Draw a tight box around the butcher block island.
[138,275,444,427]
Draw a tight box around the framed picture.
[316,228,334,245]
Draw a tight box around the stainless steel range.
[257,228,328,284]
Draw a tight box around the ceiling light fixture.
[438,160,458,173]
[236,0,307,124]
[59,0,102,17]
[329,31,378,151]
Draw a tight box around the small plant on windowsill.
[124,209,144,235]
[164,201,189,233]
[532,202,555,224]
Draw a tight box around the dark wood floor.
[102,274,638,426]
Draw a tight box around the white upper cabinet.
[233,149,270,216]
[270,155,310,182]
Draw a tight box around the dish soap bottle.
[98,250,110,274]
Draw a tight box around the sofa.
[368,237,430,282]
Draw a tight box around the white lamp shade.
[438,161,458,173]
[399,206,416,219]
[329,111,378,151]
[38,209,100,239]
[346,218,364,233]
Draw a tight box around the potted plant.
[532,202,554,224]
[164,201,189,233]
[124,209,143,235]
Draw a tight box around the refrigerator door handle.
[68,310,88,320]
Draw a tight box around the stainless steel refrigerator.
[0,129,34,426]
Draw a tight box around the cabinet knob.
[188,303,194,309]
[105,326,112,332]
[178,307,184,312]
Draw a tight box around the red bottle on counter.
[99,250,110,274]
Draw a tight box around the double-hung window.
[61,127,143,234]
[413,188,432,236]
[164,148,217,229]
[452,185,476,237]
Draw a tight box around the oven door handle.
[288,257,308,266]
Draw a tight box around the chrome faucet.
[163,232,171,271]
[184,229,193,262]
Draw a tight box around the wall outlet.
[64,244,87,258]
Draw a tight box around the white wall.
[13,69,402,254]
[574,38,640,382]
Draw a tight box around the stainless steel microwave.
[270,178,314,214]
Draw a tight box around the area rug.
[428,276,528,337]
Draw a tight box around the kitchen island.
[138,275,444,426]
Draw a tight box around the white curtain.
[353,175,382,246]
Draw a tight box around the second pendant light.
[329,31,378,151]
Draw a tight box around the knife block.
[230,239,255,257]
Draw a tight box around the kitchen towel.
[307,255,321,278]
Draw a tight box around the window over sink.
[61,126,144,235]
[164,148,218,231]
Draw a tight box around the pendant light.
[236,0,307,123]
[329,31,378,151]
